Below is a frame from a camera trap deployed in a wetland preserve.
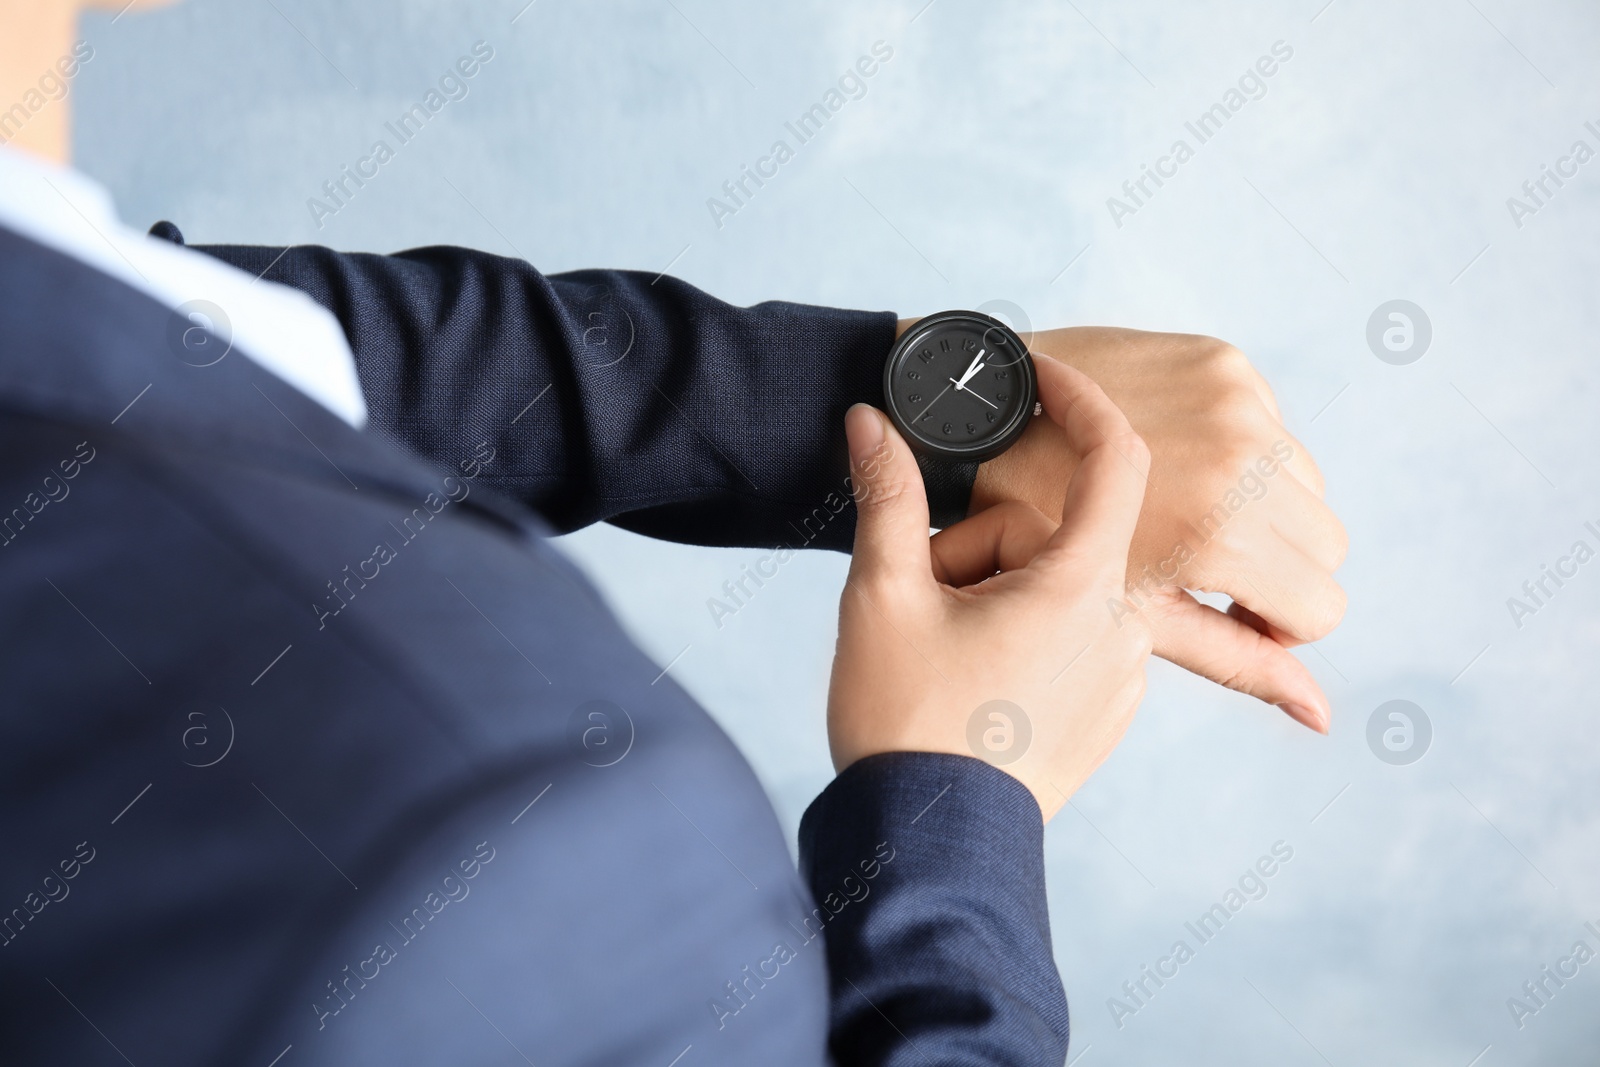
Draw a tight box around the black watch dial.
[882,310,1037,462]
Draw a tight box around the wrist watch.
[882,309,1039,464]
[880,309,1039,527]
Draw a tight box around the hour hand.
[953,348,986,390]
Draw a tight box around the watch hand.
[954,348,986,390]
[913,382,954,423]
[949,379,999,410]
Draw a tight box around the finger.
[844,404,931,586]
[1266,473,1348,571]
[1228,600,1302,650]
[1145,590,1331,733]
[1205,468,1345,577]
[930,501,1055,588]
[1200,532,1347,644]
[1031,354,1150,570]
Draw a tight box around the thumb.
[1030,357,1149,575]
[845,404,931,585]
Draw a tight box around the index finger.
[1031,354,1151,573]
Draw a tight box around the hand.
[828,363,1153,819]
[957,325,1347,734]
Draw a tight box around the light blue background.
[78,0,1600,1063]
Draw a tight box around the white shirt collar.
[0,145,367,428]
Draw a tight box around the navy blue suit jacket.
[0,223,1069,1066]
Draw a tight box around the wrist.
[892,317,1077,521]
[893,313,1055,523]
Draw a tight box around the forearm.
[799,753,1069,1067]
[189,240,976,549]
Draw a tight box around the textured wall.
[79,0,1600,1062]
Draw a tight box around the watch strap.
[915,452,979,529]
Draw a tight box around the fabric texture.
[173,228,978,544]
[801,753,1069,1067]
[0,220,1064,1066]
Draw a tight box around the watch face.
[882,310,1037,462]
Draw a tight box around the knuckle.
[1113,428,1152,468]
[1187,343,1268,412]
[1217,631,1289,696]
[1191,336,1250,376]
[1216,657,1259,696]
[1216,431,1262,474]
[1208,338,1249,367]
[1204,523,1252,568]
[1220,352,1259,390]
[858,476,911,511]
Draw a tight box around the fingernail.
[845,403,885,466]
[1281,702,1329,735]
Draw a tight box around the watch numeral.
[997,393,1009,402]
[942,421,953,434]
[966,422,977,434]
[962,338,977,352]
[995,369,1008,379]
[986,412,996,423]
[918,349,934,364]
[908,393,921,403]
[939,338,951,352]
[907,370,920,380]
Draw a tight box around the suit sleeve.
[798,753,1070,1066]
[169,230,978,550]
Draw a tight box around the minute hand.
[950,378,999,410]
[953,348,986,390]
